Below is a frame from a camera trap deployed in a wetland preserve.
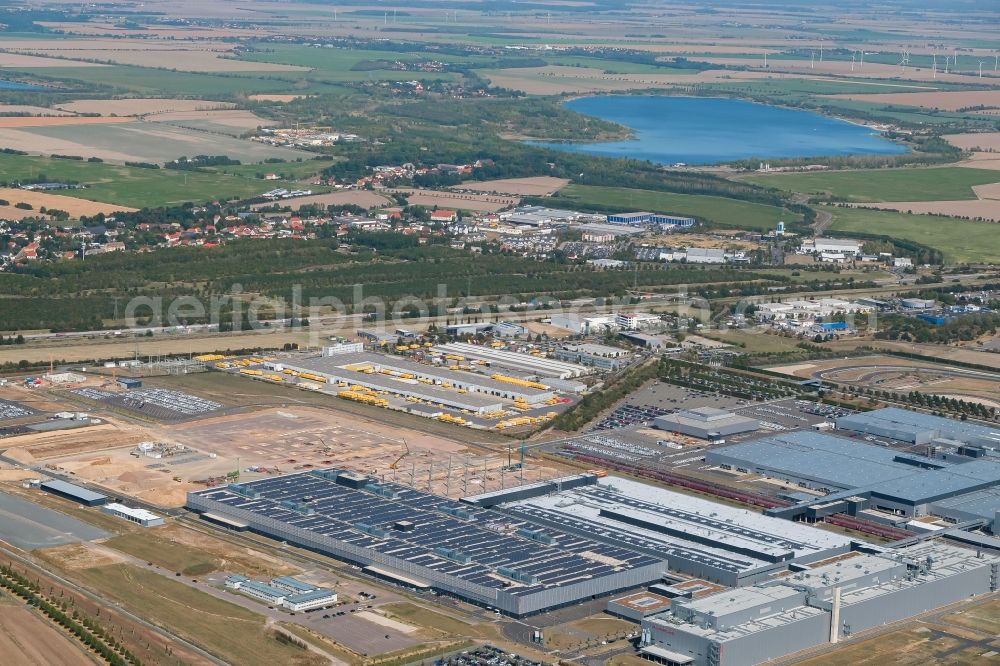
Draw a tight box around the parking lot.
[72,387,224,422]
[590,404,669,431]
[0,399,34,421]
[734,399,851,433]
[626,383,749,413]
[441,645,544,666]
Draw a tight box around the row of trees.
[0,564,142,666]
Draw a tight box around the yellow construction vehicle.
[389,438,409,470]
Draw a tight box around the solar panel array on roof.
[187,470,665,616]
[496,477,855,587]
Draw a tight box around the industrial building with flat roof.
[707,430,1000,532]
[477,476,857,587]
[836,407,1000,448]
[607,592,672,622]
[188,470,666,617]
[433,342,590,379]
[653,407,760,440]
[225,574,337,611]
[40,479,107,506]
[639,541,1000,666]
[280,352,555,414]
[100,503,164,527]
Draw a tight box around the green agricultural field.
[550,184,802,229]
[0,154,272,207]
[821,206,998,263]
[745,167,1000,202]
[543,56,699,74]
[211,158,336,181]
[239,44,459,83]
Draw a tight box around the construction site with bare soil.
[0,369,568,508]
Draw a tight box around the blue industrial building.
[917,313,950,326]
[607,212,695,227]
[836,407,1000,448]
[706,426,1000,533]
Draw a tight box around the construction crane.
[389,438,410,470]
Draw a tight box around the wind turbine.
[763,51,768,68]
[932,52,937,79]
[810,51,815,69]
[850,51,857,72]
[979,60,985,78]
[994,54,998,72]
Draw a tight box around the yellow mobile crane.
[389,438,410,470]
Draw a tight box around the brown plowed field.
[0,605,95,666]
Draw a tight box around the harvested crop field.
[0,604,95,666]
[850,199,1000,221]
[248,94,308,102]
[149,109,277,134]
[149,109,272,126]
[957,152,1000,171]
[393,188,518,212]
[0,104,72,116]
[457,176,569,196]
[824,89,1000,111]
[55,98,234,116]
[0,116,132,128]
[0,52,105,68]
[486,66,801,95]
[252,190,392,211]
[22,48,310,73]
[0,121,305,164]
[943,132,1000,151]
[0,187,136,216]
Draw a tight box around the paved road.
[0,543,228,666]
[0,491,107,550]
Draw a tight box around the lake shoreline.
[529,95,906,166]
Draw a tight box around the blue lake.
[0,80,48,91]
[529,96,906,165]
